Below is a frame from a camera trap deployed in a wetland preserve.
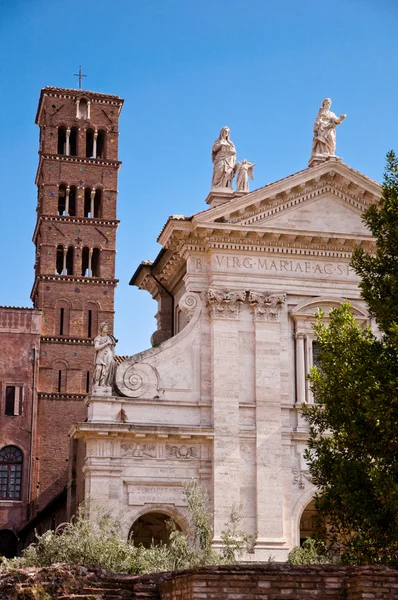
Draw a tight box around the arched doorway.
[129,512,182,548]
[300,499,318,545]
[0,529,18,558]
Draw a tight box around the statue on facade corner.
[211,126,236,189]
[235,159,256,192]
[310,98,346,164]
[93,322,117,388]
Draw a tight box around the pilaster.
[249,292,286,543]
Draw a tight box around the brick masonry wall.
[0,307,41,531]
[1,564,398,600]
[159,565,398,600]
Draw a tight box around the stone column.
[62,246,67,275]
[93,130,98,159]
[65,186,70,216]
[249,292,286,545]
[295,332,306,404]
[90,189,95,217]
[208,289,245,539]
[88,248,93,277]
[65,128,70,156]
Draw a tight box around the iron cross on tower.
[74,65,87,90]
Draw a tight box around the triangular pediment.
[243,194,369,236]
[193,160,380,239]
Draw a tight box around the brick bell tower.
[31,86,123,512]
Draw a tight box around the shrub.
[1,481,253,573]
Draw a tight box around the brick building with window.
[0,86,123,553]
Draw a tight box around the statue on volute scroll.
[235,159,256,192]
[211,126,236,189]
[310,98,346,164]
[93,322,117,388]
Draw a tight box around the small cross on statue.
[75,237,83,245]
[74,65,87,90]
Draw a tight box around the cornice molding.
[38,392,87,401]
[32,215,119,244]
[41,336,94,346]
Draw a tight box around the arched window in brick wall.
[55,247,74,276]
[84,188,102,218]
[58,185,76,216]
[0,446,22,500]
[53,361,67,393]
[97,130,106,159]
[58,126,77,156]
[57,126,66,154]
[84,302,98,338]
[91,248,100,277]
[81,248,100,277]
[55,300,70,336]
[86,128,94,158]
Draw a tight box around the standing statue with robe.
[211,126,236,189]
[310,98,346,164]
[93,322,117,388]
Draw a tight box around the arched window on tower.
[81,247,90,277]
[55,301,70,336]
[77,98,89,120]
[56,245,64,275]
[97,130,106,159]
[84,188,92,217]
[66,246,74,275]
[84,302,98,338]
[86,128,94,158]
[58,185,66,215]
[68,186,76,216]
[57,126,66,155]
[69,127,78,156]
[55,247,73,276]
[0,446,23,500]
[53,361,67,393]
[91,248,100,277]
[94,189,102,218]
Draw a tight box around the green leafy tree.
[303,152,398,564]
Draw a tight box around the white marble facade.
[71,157,380,561]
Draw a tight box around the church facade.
[0,85,381,560]
[72,136,380,559]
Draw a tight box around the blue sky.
[1,0,397,355]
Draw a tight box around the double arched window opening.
[56,245,74,276]
[57,185,101,218]
[81,247,100,277]
[57,126,77,156]
[58,185,76,216]
[55,246,101,278]
[0,446,23,500]
[84,188,102,218]
[86,129,106,159]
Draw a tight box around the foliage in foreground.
[303,151,398,565]
[287,538,335,565]
[1,481,254,573]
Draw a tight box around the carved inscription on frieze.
[210,254,358,280]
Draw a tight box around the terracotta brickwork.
[1,564,398,599]
[0,307,40,538]
[159,565,398,600]
[31,87,123,512]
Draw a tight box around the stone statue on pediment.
[235,159,256,192]
[309,98,346,166]
[211,126,236,189]
[93,321,117,389]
